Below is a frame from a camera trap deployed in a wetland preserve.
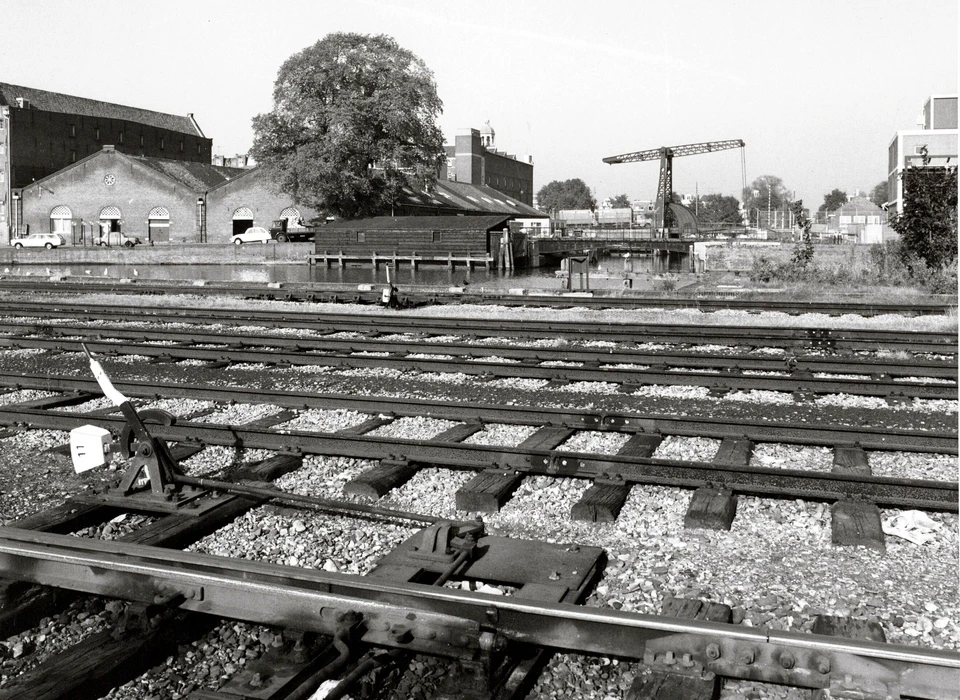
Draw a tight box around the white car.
[232,226,273,245]
[11,233,66,249]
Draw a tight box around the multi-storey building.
[886,95,958,215]
[441,122,535,206]
[1,82,212,241]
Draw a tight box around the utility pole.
[766,184,771,231]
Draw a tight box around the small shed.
[316,215,513,260]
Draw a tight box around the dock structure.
[308,250,494,271]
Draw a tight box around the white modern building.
[886,95,958,215]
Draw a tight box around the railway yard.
[0,287,956,700]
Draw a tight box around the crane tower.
[603,139,745,233]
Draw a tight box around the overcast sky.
[2,0,956,207]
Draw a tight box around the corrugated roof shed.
[322,215,511,232]
[0,82,203,136]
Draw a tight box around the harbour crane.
[603,139,745,233]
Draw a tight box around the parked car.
[232,226,273,245]
[269,218,314,243]
[11,233,66,249]
[94,231,141,247]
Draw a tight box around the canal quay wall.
[1,243,313,266]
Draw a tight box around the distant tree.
[870,181,888,208]
[250,33,444,219]
[537,179,596,211]
[791,200,815,269]
[890,152,958,269]
[742,175,790,226]
[609,193,631,208]
[818,188,848,215]
[697,194,742,225]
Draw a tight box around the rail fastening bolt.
[738,648,755,665]
[816,656,831,674]
[705,643,721,660]
[779,652,795,670]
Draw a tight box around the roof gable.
[0,82,203,136]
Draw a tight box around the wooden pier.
[308,251,494,271]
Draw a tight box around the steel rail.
[0,278,955,316]
[0,527,956,699]
[2,299,956,353]
[0,335,955,400]
[1,321,955,380]
[1,373,955,454]
[2,406,955,510]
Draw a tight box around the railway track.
[1,300,956,354]
[0,327,955,401]
[0,278,956,315]
[0,295,955,699]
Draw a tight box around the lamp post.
[10,192,19,238]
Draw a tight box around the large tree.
[251,33,444,219]
[869,180,888,208]
[697,193,742,225]
[742,175,791,226]
[608,193,631,208]
[537,179,596,212]
[890,161,958,270]
[818,188,848,215]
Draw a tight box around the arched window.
[99,205,122,234]
[232,206,254,236]
[148,206,170,243]
[50,205,72,236]
[280,206,301,228]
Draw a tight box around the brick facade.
[16,148,312,245]
[205,168,318,244]
[442,125,535,206]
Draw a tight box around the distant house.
[827,196,887,244]
[440,122,535,206]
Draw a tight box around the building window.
[70,125,76,138]
[140,135,144,147]
[160,138,165,150]
[357,232,365,243]
[432,231,441,242]
[197,143,201,155]
[119,131,124,144]
[95,127,100,141]
[50,205,72,235]
[70,151,76,162]
[179,140,184,152]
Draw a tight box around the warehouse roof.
[322,215,512,232]
[0,82,205,136]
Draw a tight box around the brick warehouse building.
[1,81,212,242]
[16,147,317,244]
[441,122,534,206]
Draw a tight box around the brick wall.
[8,108,211,188]
[18,149,200,244]
[205,168,317,244]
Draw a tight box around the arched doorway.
[50,205,72,237]
[99,206,122,234]
[232,207,254,235]
[148,206,170,243]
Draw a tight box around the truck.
[94,231,141,247]
[269,219,315,243]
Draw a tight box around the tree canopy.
[250,33,444,219]
[818,188,848,214]
[869,181,888,208]
[537,179,596,211]
[697,194,742,225]
[608,193,631,208]
[742,175,791,224]
[890,163,958,269]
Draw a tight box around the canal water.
[5,253,675,290]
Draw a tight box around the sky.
[1,0,956,208]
